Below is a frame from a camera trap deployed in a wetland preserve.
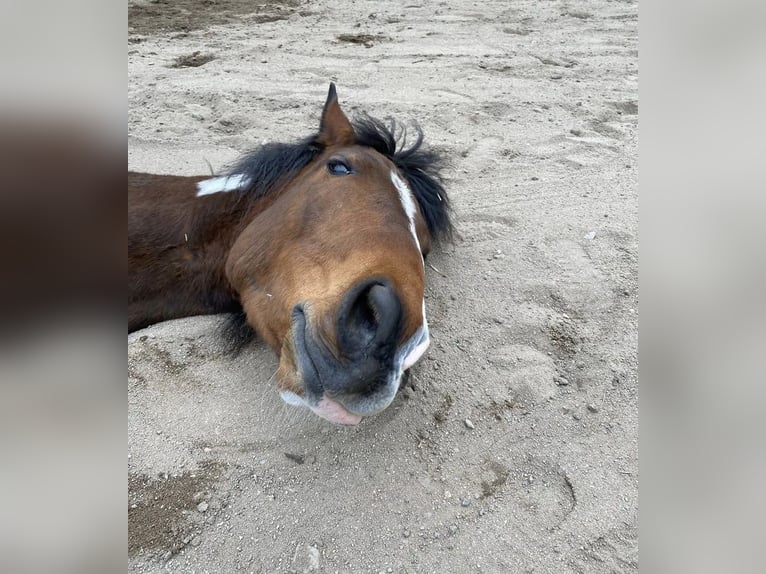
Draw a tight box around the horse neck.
[128,175,264,331]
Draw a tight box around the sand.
[128,0,638,571]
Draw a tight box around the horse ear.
[318,83,355,146]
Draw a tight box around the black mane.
[225,136,323,204]
[224,115,452,241]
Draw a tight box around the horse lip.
[332,391,396,417]
[402,328,430,370]
[289,308,366,425]
[312,396,363,426]
[292,304,359,413]
[279,390,363,426]
[291,304,322,396]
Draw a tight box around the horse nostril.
[341,280,402,353]
[366,284,401,345]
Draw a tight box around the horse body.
[128,85,451,425]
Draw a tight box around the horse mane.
[225,136,324,205]
[224,116,452,241]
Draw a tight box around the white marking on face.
[390,172,430,361]
[196,174,250,197]
[403,301,430,370]
[390,170,423,258]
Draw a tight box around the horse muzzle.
[282,279,429,425]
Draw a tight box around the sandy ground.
[128,0,638,572]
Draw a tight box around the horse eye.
[327,160,352,176]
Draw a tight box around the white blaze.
[390,170,423,257]
[391,170,428,327]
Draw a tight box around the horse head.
[225,85,451,425]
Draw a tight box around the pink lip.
[311,396,363,426]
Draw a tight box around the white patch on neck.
[390,170,423,258]
[196,174,250,197]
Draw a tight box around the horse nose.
[339,279,402,355]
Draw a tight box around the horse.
[128,84,452,425]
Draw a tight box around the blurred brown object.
[0,119,124,331]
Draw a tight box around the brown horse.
[129,84,451,425]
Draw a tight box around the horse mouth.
[285,303,429,425]
[287,304,368,425]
